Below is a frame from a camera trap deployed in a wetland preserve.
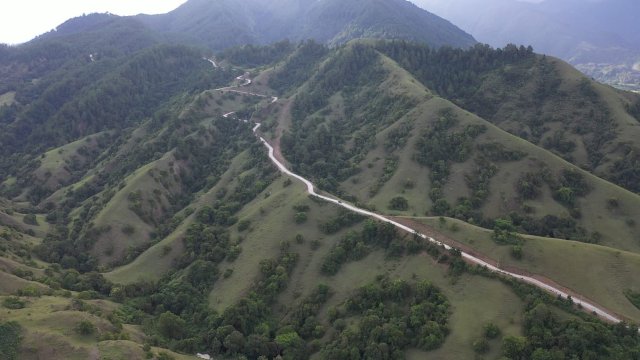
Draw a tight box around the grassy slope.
[0,296,193,360]
[91,150,184,266]
[196,173,529,359]
[326,54,640,254]
[31,132,109,192]
[105,150,252,284]
[416,216,640,322]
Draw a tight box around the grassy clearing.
[415,216,640,322]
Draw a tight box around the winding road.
[213,64,623,324]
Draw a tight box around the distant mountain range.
[412,0,640,90]
[136,0,476,50]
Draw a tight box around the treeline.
[269,40,330,94]
[220,40,295,68]
[375,41,535,101]
[3,45,233,156]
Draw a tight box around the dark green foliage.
[22,213,38,226]
[220,40,295,68]
[321,278,450,358]
[284,284,333,340]
[477,142,526,162]
[0,321,22,360]
[376,41,534,102]
[280,43,417,192]
[2,297,26,309]
[269,41,329,94]
[321,220,418,275]
[473,338,490,354]
[74,319,96,336]
[516,172,544,200]
[552,169,590,207]
[520,303,640,359]
[384,121,414,152]
[484,322,501,339]
[609,146,640,193]
[415,108,487,215]
[319,210,365,235]
[624,290,640,310]
[294,212,308,224]
[492,218,522,245]
[388,196,409,211]
[157,311,186,339]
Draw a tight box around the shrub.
[2,297,26,310]
[388,196,409,211]
[22,214,38,226]
[294,212,308,224]
[121,225,135,235]
[75,320,96,336]
[484,323,501,339]
[473,338,489,354]
[0,321,22,360]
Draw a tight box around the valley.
[1,1,640,359]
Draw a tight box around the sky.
[0,0,188,45]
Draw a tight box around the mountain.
[138,0,477,51]
[2,2,640,359]
[412,0,640,91]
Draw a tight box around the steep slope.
[138,0,476,51]
[375,41,640,194]
[273,41,640,255]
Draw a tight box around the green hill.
[138,0,476,51]
[1,26,640,360]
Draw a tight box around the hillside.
[1,10,640,360]
[412,0,640,91]
[138,0,476,51]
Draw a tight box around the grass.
[325,59,640,254]
[415,216,640,322]
[106,150,252,283]
[0,296,194,360]
[0,271,49,295]
[209,177,351,312]
[32,132,109,192]
[91,150,184,266]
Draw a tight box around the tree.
[157,311,186,339]
[502,335,526,359]
[224,330,246,355]
[388,196,409,211]
[74,320,96,336]
[0,321,22,360]
[22,214,38,226]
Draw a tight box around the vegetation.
[2,7,640,359]
[322,278,450,358]
[0,321,22,360]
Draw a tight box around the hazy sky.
[0,0,188,45]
